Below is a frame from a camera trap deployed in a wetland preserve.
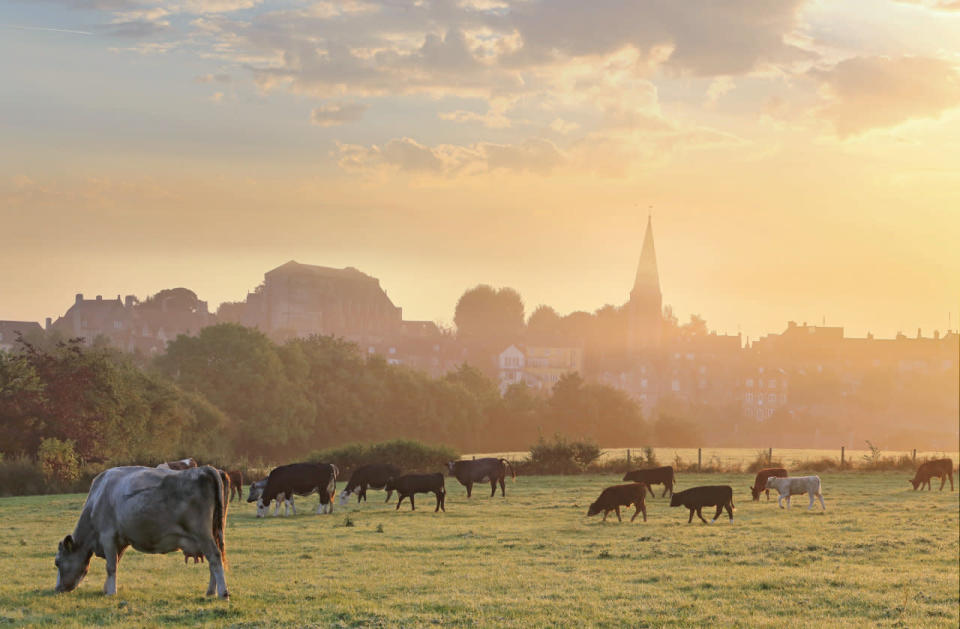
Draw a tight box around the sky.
[1,0,959,341]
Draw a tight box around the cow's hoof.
[220,591,230,600]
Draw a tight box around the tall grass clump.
[523,435,601,474]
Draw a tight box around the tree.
[527,305,563,345]
[454,285,525,347]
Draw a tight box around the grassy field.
[1,472,957,627]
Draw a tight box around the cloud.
[195,73,232,83]
[310,102,369,126]
[895,0,960,11]
[810,56,960,137]
[337,137,564,176]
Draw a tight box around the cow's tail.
[208,467,228,569]
[500,459,517,481]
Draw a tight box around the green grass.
[1,473,957,627]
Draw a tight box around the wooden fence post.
[697,448,702,472]
[627,449,631,466]
[841,446,845,468]
[912,449,916,463]
[768,447,772,465]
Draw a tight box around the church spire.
[631,214,661,300]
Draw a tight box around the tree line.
[0,324,651,465]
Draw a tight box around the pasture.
[1,472,957,627]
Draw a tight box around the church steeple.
[628,214,662,352]
[631,214,661,301]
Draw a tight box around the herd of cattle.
[53,455,955,598]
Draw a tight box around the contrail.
[3,24,93,36]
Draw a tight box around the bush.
[524,435,601,475]
[37,438,81,489]
[0,457,47,497]
[746,450,786,473]
[307,439,458,476]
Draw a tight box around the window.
[767,393,776,404]
[746,407,753,417]
[746,393,754,403]
[769,379,776,389]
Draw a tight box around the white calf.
[765,475,826,510]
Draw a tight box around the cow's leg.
[396,494,405,510]
[765,489,770,501]
[101,537,120,595]
[661,483,668,498]
[785,495,791,509]
[696,507,708,524]
[602,510,608,522]
[939,475,946,491]
[440,490,445,512]
[726,502,734,521]
[385,489,393,503]
[630,501,646,523]
[466,482,473,498]
[808,493,815,509]
[615,505,622,522]
[646,484,655,498]
[777,494,784,509]
[434,491,442,512]
[499,477,506,497]
[687,508,694,523]
[410,494,416,511]
[490,479,497,497]
[711,505,723,523]
[950,472,955,492]
[202,539,228,599]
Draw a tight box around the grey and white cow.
[765,475,826,510]
[54,465,229,598]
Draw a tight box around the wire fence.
[465,447,960,471]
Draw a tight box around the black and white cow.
[447,458,516,497]
[54,465,228,597]
[338,463,401,505]
[250,463,338,517]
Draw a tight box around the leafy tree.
[454,285,525,371]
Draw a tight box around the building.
[497,344,525,393]
[496,344,583,393]
[627,215,662,354]
[0,320,43,352]
[242,260,402,345]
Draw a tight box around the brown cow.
[750,467,788,501]
[909,458,954,491]
[587,483,648,522]
[225,470,243,502]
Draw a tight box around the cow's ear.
[62,535,74,551]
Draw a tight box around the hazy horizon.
[2,0,959,340]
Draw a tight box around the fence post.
[841,446,845,468]
[697,448,702,472]
[627,449,631,466]
[912,449,916,463]
[768,447,772,465]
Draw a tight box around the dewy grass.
[0,472,956,627]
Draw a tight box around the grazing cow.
[669,486,735,524]
[225,470,243,502]
[246,479,289,516]
[447,458,516,498]
[765,476,826,510]
[622,466,675,497]
[157,458,198,471]
[338,464,401,505]
[749,467,788,501]
[587,483,648,522]
[909,458,954,491]
[384,473,446,512]
[251,463,338,517]
[54,465,228,597]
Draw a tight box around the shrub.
[0,457,47,497]
[37,438,81,489]
[746,450,786,473]
[307,439,458,476]
[524,435,601,475]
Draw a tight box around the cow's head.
[750,485,761,501]
[586,500,602,517]
[446,461,457,474]
[55,535,92,593]
[908,477,921,490]
[255,496,270,518]
[246,480,265,503]
[384,477,396,493]
[338,489,355,505]
[669,493,681,507]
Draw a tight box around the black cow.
[670,485,734,524]
[251,462,338,517]
[447,458,516,497]
[622,466,675,497]
[587,483,648,522]
[384,473,446,512]
[338,464,401,505]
